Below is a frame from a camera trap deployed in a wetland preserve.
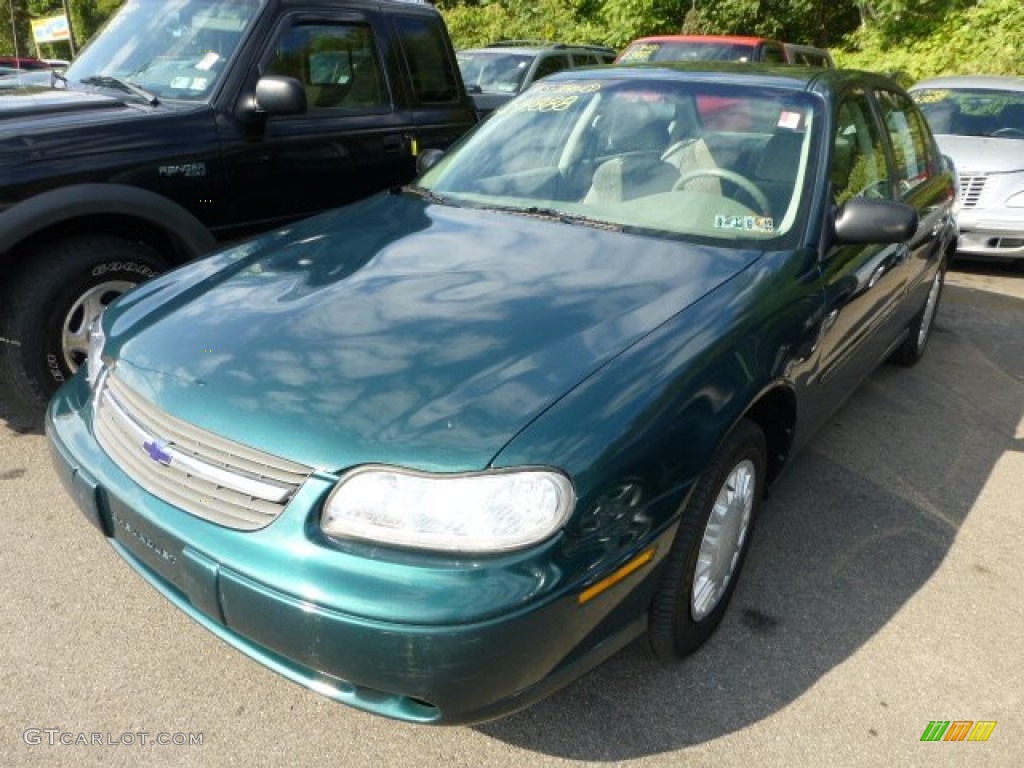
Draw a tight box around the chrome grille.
[958,173,987,209]
[93,372,312,531]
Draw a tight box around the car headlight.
[85,320,106,387]
[321,466,575,553]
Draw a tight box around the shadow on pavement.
[478,280,1024,759]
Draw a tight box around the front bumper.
[46,377,666,724]
[955,208,1024,261]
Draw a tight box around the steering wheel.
[672,168,771,215]
[991,127,1024,138]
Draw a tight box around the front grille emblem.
[143,439,173,466]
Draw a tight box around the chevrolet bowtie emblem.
[143,439,173,466]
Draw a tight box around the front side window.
[265,23,388,111]
[534,54,570,81]
[832,93,890,204]
[66,0,263,101]
[419,78,818,245]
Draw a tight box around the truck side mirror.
[254,76,307,116]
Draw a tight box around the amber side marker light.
[578,547,656,605]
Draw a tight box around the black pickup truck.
[0,0,476,419]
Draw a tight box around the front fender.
[0,182,217,258]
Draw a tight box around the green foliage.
[837,0,1024,79]
[1,0,121,59]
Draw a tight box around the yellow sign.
[31,15,70,45]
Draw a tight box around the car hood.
[0,83,128,115]
[935,134,1024,174]
[104,193,761,472]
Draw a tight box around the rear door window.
[876,89,936,197]
[394,15,460,103]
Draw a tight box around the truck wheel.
[0,235,166,415]
[648,419,766,659]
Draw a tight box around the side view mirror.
[254,75,307,116]
[833,198,918,245]
[416,148,445,175]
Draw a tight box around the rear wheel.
[649,419,767,659]
[0,235,165,417]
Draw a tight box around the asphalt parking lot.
[1,261,1021,768]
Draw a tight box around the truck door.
[221,10,415,232]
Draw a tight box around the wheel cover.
[916,269,943,350]
[61,280,135,372]
[691,459,756,621]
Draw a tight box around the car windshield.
[419,77,817,244]
[65,0,263,101]
[456,51,533,94]
[913,87,1024,139]
[619,41,760,63]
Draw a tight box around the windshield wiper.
[80,75,158,106]
[401,184,450,206]
[482,204,623,231]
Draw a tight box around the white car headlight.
[85,320,106,386]
[322,467,575,553]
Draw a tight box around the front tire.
[891,258,946,367]
[649,419,767,659]
[0,235,165,416]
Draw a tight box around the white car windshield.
[457,51,533,94]
[419,77,817,243]
[66,0,263,101]
[913,88,1024,139]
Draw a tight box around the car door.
[222,10,415,231]
[809,88,911,410]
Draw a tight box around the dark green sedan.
[47,64,956,724]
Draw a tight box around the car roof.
[910,74,1024,92]
[628,35,779,46]
[543,61,907,98]
[459,41,615,56]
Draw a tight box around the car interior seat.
[660,99,721,194]
[584,104,677,204]
[753,129,804,217]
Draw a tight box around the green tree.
[2,0,121,60]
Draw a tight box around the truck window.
[266,22,389,110]
[394,15,460,103]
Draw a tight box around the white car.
[911,75,1024,268]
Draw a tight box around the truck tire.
[0,235,166,419]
